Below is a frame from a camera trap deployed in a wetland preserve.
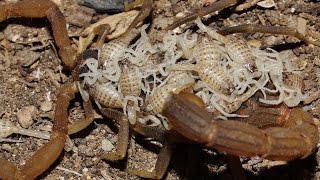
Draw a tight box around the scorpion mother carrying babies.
[0,0,320,179]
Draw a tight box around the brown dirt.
[0,0,320,179]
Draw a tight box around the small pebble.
[101,139,115,151]
[247,39,262,48]
[297,17,307,36]
[265,36,276,46]
[40,100,52,112]
[82,168,89,173]
[0,64,5,70]
[8,77,17,83]
[257,0,276,8]
[176,12,185,18]
[81,0,125,13]
[64,137,74,152]
[17,105,36,128]
[1,143,13,151]
[11,34,21,42]
[67,5,94,27]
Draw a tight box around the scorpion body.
[196,62,235,95]
[119,60,142,97]
[145,72,195,115]
[195,18,256,72]
[224,36,257,72]
[194,35,223,65]
[88,82,123,108]
[119,59,142,124]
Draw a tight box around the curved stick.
[165,0,238,30]
[218,24,320,46]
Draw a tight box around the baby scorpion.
[141,71,195,128]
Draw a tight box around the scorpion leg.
[98,107,169,164]
[218,24,320,46]
[100,108,172,179]
[94,24,112,49]
[130,121,167,142]
[226,155,246,180]
[163,93,319,161]
[78,24,111,54]
[129,113,173,179]
[124,0,153,35]
[0,0,76,69]
[165,0,238,31]
[126,141,174,180]
[68,100,95,135]
[126,118,175,179]
[99,108,130,161]
[0,83,76,179]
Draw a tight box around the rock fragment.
[17,106,36,128]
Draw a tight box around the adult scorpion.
[0,0,319,179]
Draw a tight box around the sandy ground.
[0,0,320,179]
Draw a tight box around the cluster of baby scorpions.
[0,0,319,179]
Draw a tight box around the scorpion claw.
[0,0,76,69]
[99,108,130,161]
[125,141,173,180]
